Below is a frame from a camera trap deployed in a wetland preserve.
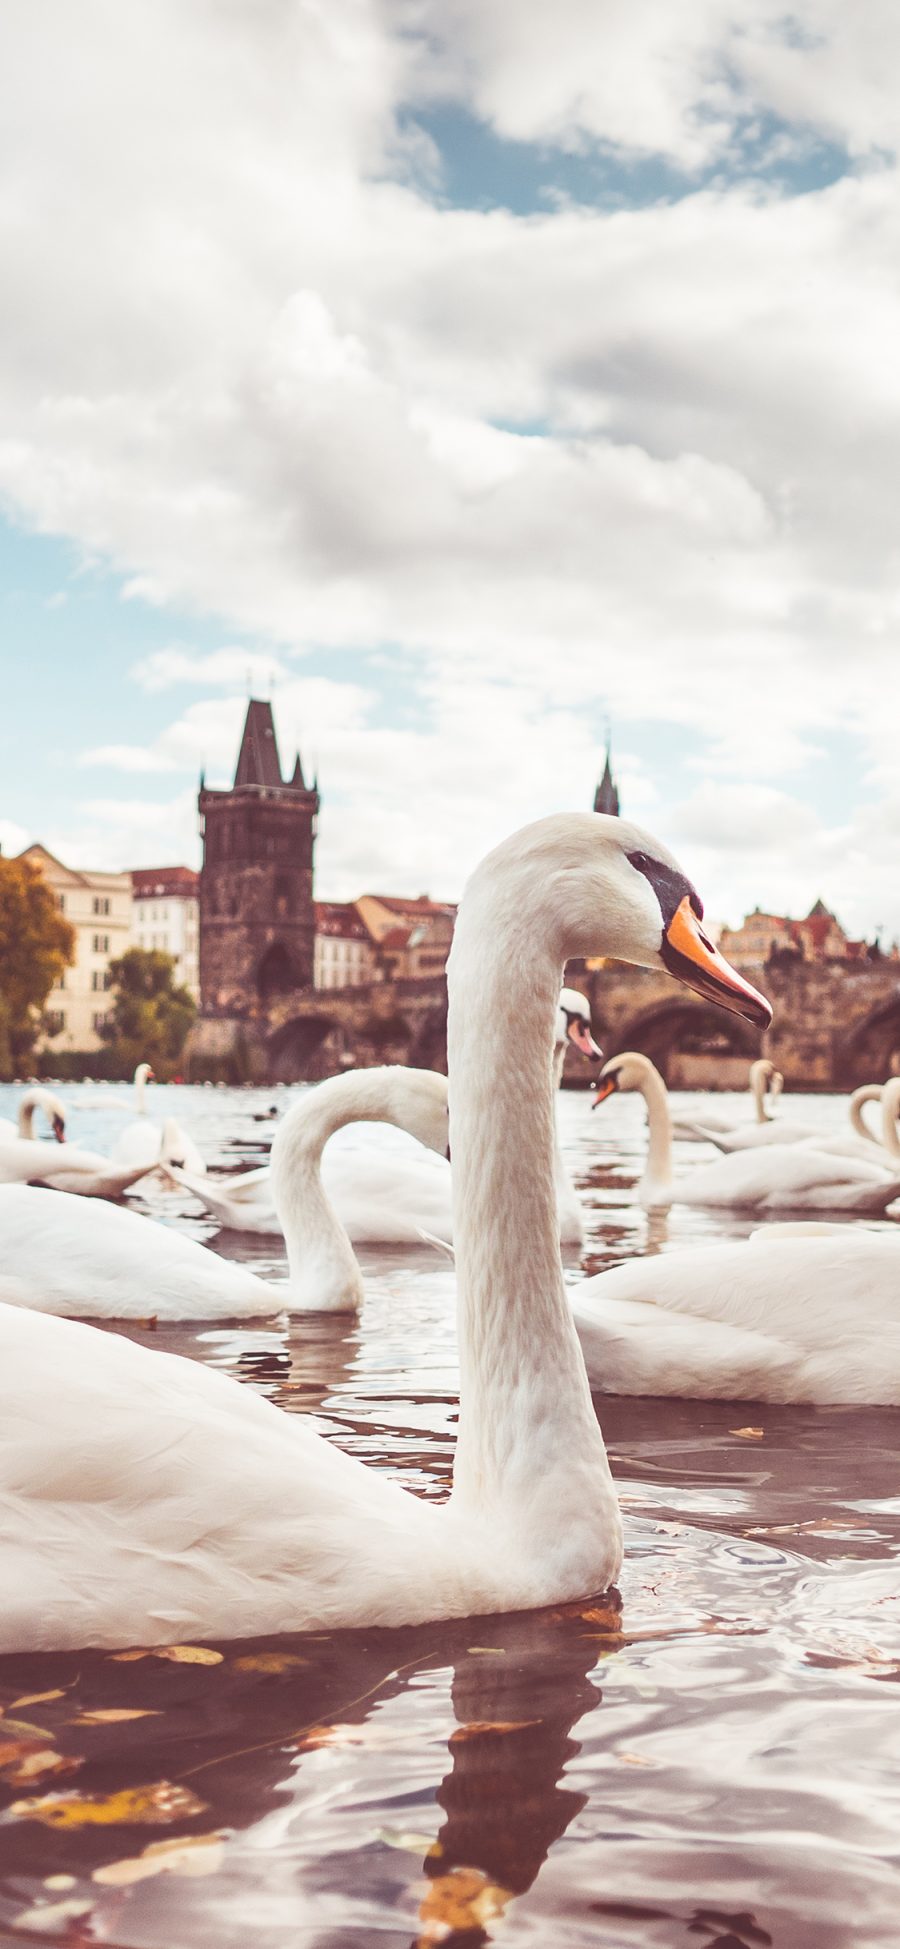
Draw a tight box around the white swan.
[594,1052,900,1214]
[570,1228,900,1403]
[670,1058,783,1141]
[168,988,601,1247]
[0,1130,163,1198]
[700,1080,900,1157]
[111,1062,205,1175]
[0,1067,450,1320]
[0,810,770,1651]
[0,1086,67,1145]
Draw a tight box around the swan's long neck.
[849,1084,882,1146]
[881,1080,900,1160]
[750,1061,768,1123]
[551,1041,579,1229]
[17,1091,40,1139]
[134,1067,147,1114]
[637,1061,674,1205]
[270,1076,393,1313]
[447,915,612,1557]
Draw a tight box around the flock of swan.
[0,810,897,1654]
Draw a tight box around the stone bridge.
[187,956,900,1088]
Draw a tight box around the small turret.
[593,743,620,818]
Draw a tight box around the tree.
[0,856,75,1078]
[101,948,197,1077]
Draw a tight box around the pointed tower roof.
[289,752,306,789]
[593,743,620,818]
[233,699,285,789]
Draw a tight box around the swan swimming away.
[670,1059,783,1142]
[0,810,770,1650]
[593,1053,900,1214]
[0,1067,450,1319]
[698,1080,900,1158]
[0,1086,67,1146]
[167,987,601,1248]
[570,1229,900,1403]
[110,1062,205,1175]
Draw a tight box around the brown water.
[2,1082,899,1948]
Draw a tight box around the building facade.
[198,699,319,1018]
[719,898,870,969]
[314,902,377,990]
[354,894,456,982]
[130,866,200,998]
[17,844,132,1053]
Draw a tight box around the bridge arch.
[610,998,762,1087]
[836,994,900,1087]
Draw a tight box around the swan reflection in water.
[0,1600,619,1947]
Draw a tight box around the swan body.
[169,989,600,1247]
[670,1059,782,1141]
[0,1137,160,1198]
[571,1231,900,1403]
[111,1063,205,1175]
[0,1068,450,1319]
[0,810,770,1650]
[596,1053,900,1214]
[0,1087,67,1145]
[702,1082,900,1160]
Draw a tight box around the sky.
[1,1,900,936]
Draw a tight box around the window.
[44,1010,65,1035]
[92,896,111,916]
[93,933,109,953]
[92,1012,109,1032]
[56,893,66,912]
[91,970,112,992]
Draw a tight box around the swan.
[0,1131,163,1198]
[571,1229,900,1403]
[110,1062,205,1175]
[167,988,602,1247]
[0,1086,67,1144]
[0,809,770,1650]
[593,1052,900,1214]
[670,1058,783,1141]
[699,1080,900,1157]
[0,1067,450,1320]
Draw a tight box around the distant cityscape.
[3,701,893,1064]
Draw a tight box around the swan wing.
[0,1185,277,1319]
[0,1304,448,1652]
[572,1234,900,1401]
[166,1165,283,1237]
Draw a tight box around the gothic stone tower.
[593,742,620,817]
[198,700,319,1019]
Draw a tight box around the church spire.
[234,699,284,788]
[593,741,620,818]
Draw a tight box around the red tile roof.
[130,866,199,898]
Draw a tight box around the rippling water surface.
[2,1081,899,1948]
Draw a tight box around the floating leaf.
[109,1644,223,1666]
[417,1866,512,1943]
[71,1709,160,1725]
[153,1645,224,1666]
[0,1718,57,1741]
[4,1750,80,1787]
[16,1897,93,1933]
[9,1689,66,1710]
[465,1647,505,1657]
[449,1720,540,1744]
[93,1833,225,1886]
[232,1652,309,1674]
[730,1427,765,1439]
[378,1827,443,1857]
[43,1876,77,1892]
[11,1779,208,1829]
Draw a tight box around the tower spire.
[593,738,620,818]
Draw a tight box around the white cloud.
[1,2,900,931]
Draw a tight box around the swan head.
[591,1051,658,1105]
[458,813,771,1030]
[556,987,603,1060]
[135,1063,156,1086]
[378,1067,450,1159]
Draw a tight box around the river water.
[1,1081,899,1949]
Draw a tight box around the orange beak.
[567,1019,603,1060]
[591,1075,618,1109]
[662,897,772,1028]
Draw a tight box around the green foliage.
[0,858,75,1079]
[100,948,196,1079]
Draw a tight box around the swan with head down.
[594,1052,900,1215]
[0,812,769,1651]
[670,1059,783,1142]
